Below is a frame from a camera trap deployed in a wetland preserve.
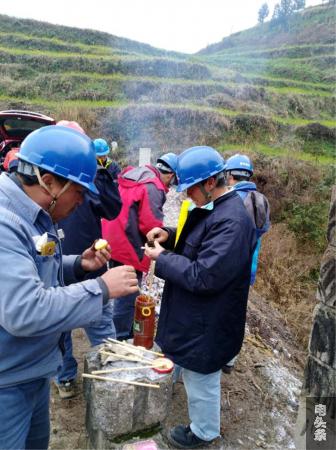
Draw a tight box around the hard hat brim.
[17,153,99,195]
[96,149,109,157]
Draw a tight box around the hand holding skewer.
[146,227,168,244]
[144,240,164,261]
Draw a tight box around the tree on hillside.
[279,0,294,17]
[258,3,270,23]
[271,0,294,28]
[293,0,306,9]
[272,3,281,20]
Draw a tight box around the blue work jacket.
[233,181,270,284]
[0,173,104,387]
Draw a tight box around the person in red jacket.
[102,153,177,339]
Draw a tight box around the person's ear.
[206,177,216,190]
[41,173,55,189]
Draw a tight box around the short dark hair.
[231,174,250,182]
[18,169,67,186]
[201,171,226,187]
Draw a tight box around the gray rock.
[303,355,335,398]
[295,186,336,449]
[327,186,336,246]
[308,304,335,369]
[316,245,336,307]
[84,347,173,449]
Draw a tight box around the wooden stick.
[99,350,152,364]
[92,365,156,374]
[101,346,153,362]
[106,337,164,357]
[82,373,160,389]
[147,260,156,292]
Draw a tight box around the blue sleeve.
[250,238,261,285]
[0,221,104,337]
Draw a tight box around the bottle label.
[133,320,144,334]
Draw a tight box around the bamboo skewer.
[99,350,152,364]
[105,337,164,357]
[82,373,160,389]
[102,344,153,362]
[147,260,155,291]
[92,365,157,375]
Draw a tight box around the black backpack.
[243,191,270,229]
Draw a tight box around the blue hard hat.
[176,146,226,192]
[225,154,253,176]
[94,138,109,157]
[156,152,178,173]
[17,125,98,194]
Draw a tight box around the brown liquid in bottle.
[133,294,155,349]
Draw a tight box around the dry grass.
[54,105,100,137]
[255,223,317,348]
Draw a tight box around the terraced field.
[0,4,335,162]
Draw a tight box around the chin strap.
[33,166,72,213]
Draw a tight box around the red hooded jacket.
[102,165,168,273]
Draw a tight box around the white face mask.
[188,199,214,211]
[201,201,214,210]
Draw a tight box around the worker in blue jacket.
[222,153,271,373]
[225,153,270,285]
[54,131,122,399]
[145,146,256,449]
[0,125,139,450]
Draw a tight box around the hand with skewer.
[144,227,167,260]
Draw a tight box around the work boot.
[167,425,211,449]
[54,380,77,399]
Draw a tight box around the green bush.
[286,201,329,251]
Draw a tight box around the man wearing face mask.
[0,125,139,450]
[145,146,256,449]
[102,152,177,340]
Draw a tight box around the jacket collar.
[213,188,238,205]
[233,181,257,192]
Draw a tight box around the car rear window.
[3,118,47,138]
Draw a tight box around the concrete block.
[83,347,173,449]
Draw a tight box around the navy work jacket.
[59,166,121,273]
[155,190,256,374]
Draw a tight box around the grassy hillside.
[198,4,335,54]
[0,5,335,163]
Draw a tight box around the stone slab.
[84,346,173,449]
